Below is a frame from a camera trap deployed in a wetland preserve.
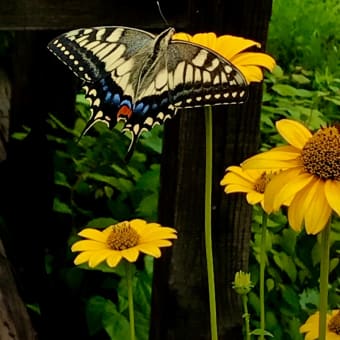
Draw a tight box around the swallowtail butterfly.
[47,26,248,158]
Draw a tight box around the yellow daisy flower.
[71,219,177,268]
[172,32,276,83]
[300,310,340,340]
[242,119,340,234]
[220,165,280,213]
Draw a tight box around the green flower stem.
[125,261,136,340]
[204,106,218,340]
[241,294,251,340]
[259,211,268,340]
[319,220,331,340]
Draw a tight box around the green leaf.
[102,300,130,340]
[272,250,297,282]
[86,217,118,228]
[292,74,311,84]
[266,278,275,292]
[272,84,313,97]
[53,197,72,214]
[280,284,300,310]
[54,171,71,188]
[86,296,108,336]
[251,329,274,337]
[136,193,159,219]
[299,288,319,311]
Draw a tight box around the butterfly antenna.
[156,1,169,26]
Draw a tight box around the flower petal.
[88,249,112,268]
[304,181,332,234]
[231,52,275,71]
[238,66,265,83]
[276,119,312,149]
[221,172,255,190]
[288,179,332,234]
[324,180,340,217]
[121,248,140,262]
[138,244,162,258]
[78,228,108,242]
[71,240,106,252]
[264,168,313,212]
[246,191,263,205]
[106,253,122,267]
[73,251,92,265]
[242,145,302,169]
[216,35,261,59]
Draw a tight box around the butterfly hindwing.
[167,40,248,107]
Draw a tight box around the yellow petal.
[242,145,301,169]
[305,332,317,340]
[238,66,265,83]
[288,180,331,234]
[231,52,276,71]
[221,172,255,189]
[246,191,263,205]
[224,184,253,194]
[88,249,112,268]
[276,119,312,149]
[78,228,107,242]
[288,188,308,233]
[106,253,122,267]
[172,32,193,41]
[121,248,140,262]
[264,168,313,212]
[216,35,261,59]
[299,312,319,335]
[138,244,162,258]
[324,180,340,216]
[192,32,217,49]
[71,240,106,252]
[328,333,340,340]
[73,251,92,265]
[303,180,332,234]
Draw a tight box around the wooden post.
[150,1,273,339]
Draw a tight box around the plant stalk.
[319,220,331,340]
[204,106,218,340]
[259,211,268,340]
[125,261,136,340]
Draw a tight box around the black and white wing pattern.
[47,26,249,157]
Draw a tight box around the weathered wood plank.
[0,0,187,30]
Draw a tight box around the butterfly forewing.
[47,26,155,83]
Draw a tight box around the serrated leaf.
[299,288,319,311]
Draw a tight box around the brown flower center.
[254,172,275,193]
[328,310,340,335]
[106,222,139,250]
[301,125,340,180]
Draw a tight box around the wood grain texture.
[150,0,273,339]
[0,0,188,30]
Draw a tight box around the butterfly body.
[48,26,248,156]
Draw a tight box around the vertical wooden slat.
[151,1,273,339]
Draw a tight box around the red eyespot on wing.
[117,105,132,119]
